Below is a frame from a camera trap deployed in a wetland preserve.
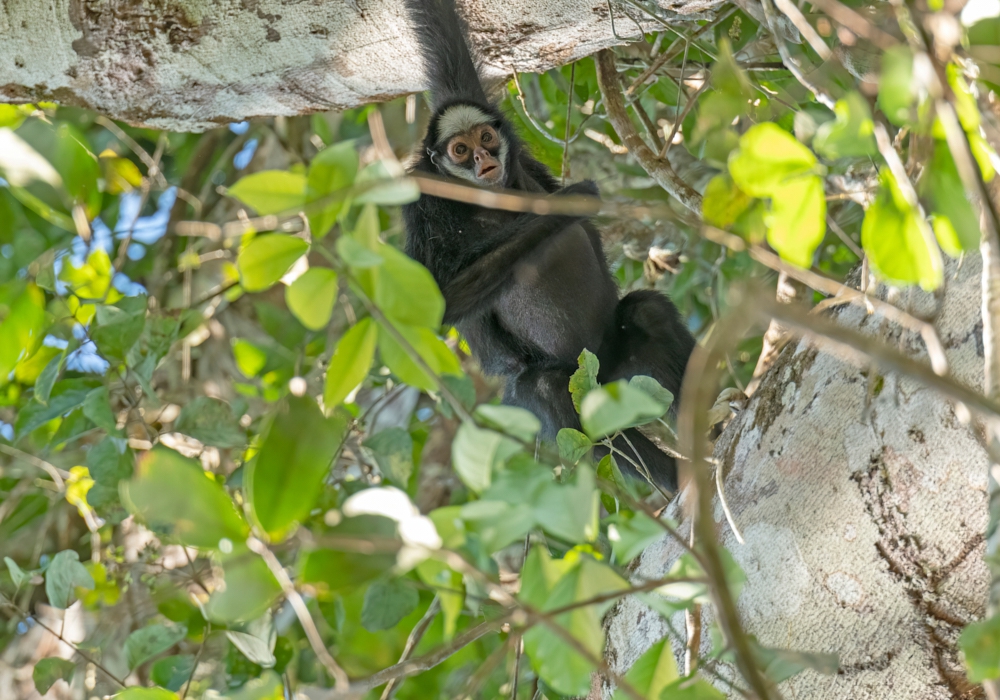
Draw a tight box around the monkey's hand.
[555,179,600,198]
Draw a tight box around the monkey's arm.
[441,211,585,322]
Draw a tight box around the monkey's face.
[430,104,508,187]
[445,124,504,184]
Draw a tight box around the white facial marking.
[438,104,492,141]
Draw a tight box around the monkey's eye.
[453,143,468,156]
[482,131,492,143]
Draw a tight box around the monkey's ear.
[426,148,439,166]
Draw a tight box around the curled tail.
[404,0,488,108]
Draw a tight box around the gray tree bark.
[0,0,724,132]
[598,257,989,699]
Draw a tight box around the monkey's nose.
[473,146,490,162]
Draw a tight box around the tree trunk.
[598,256,989,699]
[0,0,723,132]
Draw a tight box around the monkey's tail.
[403,0,489,108]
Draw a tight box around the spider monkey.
[401,0,695,490]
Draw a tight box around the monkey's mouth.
[478,163,500,181]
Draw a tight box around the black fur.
[402,0,695,490]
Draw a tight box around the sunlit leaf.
[475,404,540,443]
[605,511,665,564]
[113,689,179,700]
[226,613,277,668]
[228,170,307,215]
[238,234,309,292]
[324,317,377,407]
[0,281,47,380]
[374,245,445,328]
[878,46,916,126]
[377,323,460,392]
[920,141,980,256]
[765,176,826,268]
[728,123,818,198]
[702,174,752,228]
[307,142,358,238]
[862,171,943,290]
[611,639,678,700]
[286,267,338,330]
[813,92,877,159]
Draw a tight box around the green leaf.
[124,622,187,670]
[121,446,249,549]
[605,511,664,564]
[16,377,102,438]
[862,171,943,290]
[247,396,349,540]
[374,245,445,328]
[45,550,94,609]
[878,46,916,126]
[34,352,66,406]
[228,170,307,215]
[354,161,421,205]
[920,141,980,256]
[150,655,195,692]
[307,142,358,238]
[961,613,1000,682]
[226,613,277,668]
[557,428,591,465]
[337,234,385,268]
[5,556,30,588]
[611,639,678,700]
[33,657,76,695]
[113,689,179,700]
[765,176,826,269]
[233,338,268,378]
[360,578,420,631]
[659,547,746,606]
[82,386,120,434]
[580,380,669,439]
[521,549,627,696]
[813,92,877,159]
[702,174,752,228]
[728,123,818,198]
[0,281,47,381]
[206,544,281,624]
[533,463,600,543]
[238,234,309,292]
[627,376,675,413]
[173,396,246,449]
[324,317,378,406]
[91,295,147,361]
[363,427,414,485]
[285,267,338,330]
[220,671,283,699]
[299,516,400,593]
[377,323,460,392]
[569,349,600,413]
[474,404,541,443]
[452,421,522,493]
[659,676,726,699]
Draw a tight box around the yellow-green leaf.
[324,317,377,407]
[238,234,309,292]
[228,171,307,215]
[286,267,338,330]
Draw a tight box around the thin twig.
[715,460,744,545]
[380,598,441,700]
[246,537,351,691]
[774,0,833,60]
[595,50,702,214]
[0,444,67,489]
[562,63,576,186]
[760,0,835,109]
